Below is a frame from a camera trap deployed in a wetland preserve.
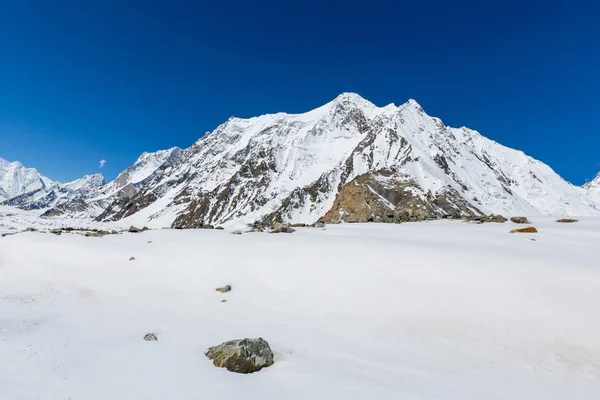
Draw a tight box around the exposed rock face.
[510,227,538,233]
[322,171,482,224]
[128,226,142,233]
[510,217,529,224]
[205,338,274,374]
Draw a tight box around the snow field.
[1,218,599,399]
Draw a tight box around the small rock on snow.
[510,227,538,233]
[143,333,158,341]
[216,285,232,293]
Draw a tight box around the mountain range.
[2,93,600,227]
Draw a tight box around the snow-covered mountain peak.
[113,147,182,189]
[0,157,55,200]
[63,174,105,192]
[136,152,151,163]
[330,92,376,108]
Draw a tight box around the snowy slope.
[1,220,600,399]
[100,147,182,197]
[0,158,54,200]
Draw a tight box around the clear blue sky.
[0,0,598,184]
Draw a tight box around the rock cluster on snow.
[466,214,507,224]
[271,222,295,233]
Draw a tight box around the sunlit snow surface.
[1,217,599,399]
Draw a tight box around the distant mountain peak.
[332,92,371,104]
[584,172,600,190]
[0,157,55,200]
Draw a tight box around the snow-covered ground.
[1,218,599,399]
[0,206,121,235]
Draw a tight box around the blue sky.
[0,0,598,184]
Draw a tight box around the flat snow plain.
[1,218,599,399]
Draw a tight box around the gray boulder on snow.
[205,338,274,374]
[143,333,158,341]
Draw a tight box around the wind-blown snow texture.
[1,220,599,399]
[2,93,600,226]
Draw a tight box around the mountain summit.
[3,94,600,226]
